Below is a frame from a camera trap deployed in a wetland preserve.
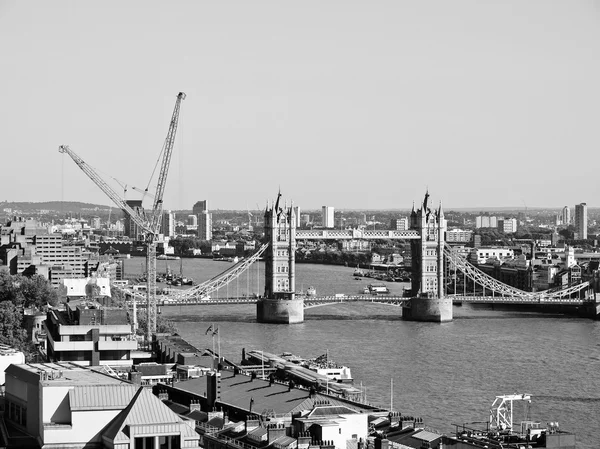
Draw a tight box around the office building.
[192,200,208,215]
[4,363,199,448]
[193,200,212,240]
[575,203,588,240]
[198,211,212,240]
[322,206,334,228]
[45,302,137,367]
[561,206,570,225]
[161,210,175,237]
[123,200,144,240]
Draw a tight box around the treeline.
[295,250,371,267]
[0,272,59,360]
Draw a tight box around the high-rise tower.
[322,206,334,228]
[575,203,588,240]
[193,200,212,241]
[561,206,570,226]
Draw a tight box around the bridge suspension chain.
[148,244,268,303]
[444,245,590,301]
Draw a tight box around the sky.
[1,1,599,211]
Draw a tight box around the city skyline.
[1,2,599,210]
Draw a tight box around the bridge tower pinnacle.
[404,192,452,322]
[257,192,304,323]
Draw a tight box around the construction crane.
[59,92,186,344]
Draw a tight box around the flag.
[212,327,219,336]
[205,324,213,335]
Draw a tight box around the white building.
[469,247,514,264]
[161,210,175,237]
[391,217,409,231]
[322,206,334,228]
[498,218,518,233]
[198,211,212,241]
[475,216,498,228]
[446,229,473,243]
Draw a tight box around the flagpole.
[218,326,221,362]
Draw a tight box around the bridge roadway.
[148,294,595,308]
[448,294,592,305]
[154,295,409,307]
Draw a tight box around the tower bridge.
[118,191,600,323]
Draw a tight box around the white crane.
[59,92,186,343]
[490,393,531,432]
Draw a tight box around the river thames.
[124,257,600,448]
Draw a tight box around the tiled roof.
[412,430,441,442]
[308,406,357,417]
[273,436,297,447]
[249,427,268,437]
[103,387,197,444]
[69,385,138,411]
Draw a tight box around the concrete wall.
[257,298,304,324]
[402,297,453,323]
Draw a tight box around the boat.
[367,283,390,295]
[353,266,365,277]
[157,254,180,260]
[447,394,575,448]
[306,286,316,296]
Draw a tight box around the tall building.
[575,203,588,240]
[123,200,143,240]
[322,206,334,228]
[198,211,212,240]
[193,200,212,241]
[561,206,570,225]
[161,210,175,237]
[192,200,207,215]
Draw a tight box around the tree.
[0,301,28,349]
[135,310,178,337]
[20,274,59,309]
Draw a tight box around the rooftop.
[6,362,132,386]
[174,369,377,416]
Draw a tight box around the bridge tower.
[403,191,453,322]
[256,192,304,324]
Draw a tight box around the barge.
[242,350,361,398]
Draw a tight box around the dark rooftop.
[174,369,377,416]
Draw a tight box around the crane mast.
[59,92,186,344]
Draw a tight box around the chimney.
[267,423,287,444]
[206,372,221,409]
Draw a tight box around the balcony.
[97,340,138,351]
